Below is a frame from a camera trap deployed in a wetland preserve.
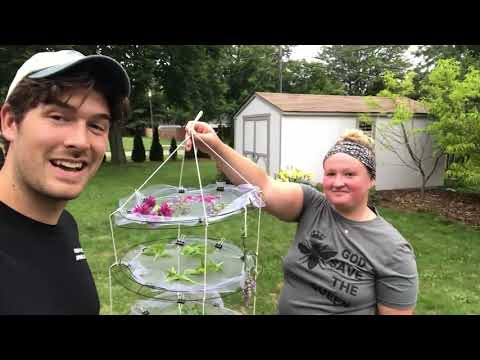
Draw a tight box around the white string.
[243,206,248,239]
[191,130,210,315]
[178,142,186,189]
[107,110,264,316]
[108,212,118,315]
[192,134,254,187]
[177,142,187,240]
[252,206,262,315]
[189,122,266,316]
[177,292,183,315]
[109,214,119,264]
[107,139,187,316]
[108,263,116,315]
[108,137,188,218]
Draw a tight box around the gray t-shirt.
[278,185,418,315]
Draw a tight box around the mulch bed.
[376,189,480,227]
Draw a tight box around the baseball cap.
[5,49,131,102]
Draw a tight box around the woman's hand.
[184,121,221,155]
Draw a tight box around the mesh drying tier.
[118,236,254,294]
[130,299,240,315]
[114,183,263,228]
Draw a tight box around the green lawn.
[107,137,173,153]
[67,160,480,315]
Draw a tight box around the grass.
[107,137,173,153]
[378,207,480,315]
[67,160,480,315]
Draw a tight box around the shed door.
[243,115,270,173]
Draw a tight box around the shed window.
[359,120,373,138]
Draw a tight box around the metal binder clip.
[177,294,185,304]
[175,234,186,246]
[140,308,150,315]
[215,238,225,250]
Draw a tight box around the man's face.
[7,88,111,201]
[323,152,375,212]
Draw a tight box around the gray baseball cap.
[6,49,131,101]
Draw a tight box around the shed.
[233,92,445,191]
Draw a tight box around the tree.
[221,45,293,115]
[316,45,412,96]
[98,45,166,164]
[282,60,345,95]
[0,45,62,99]
[421,59,480,186]
[155,45,229,124]
[131,129,146,162]
[149,126,164,162]
[361,70,445,195]
[414,45,480,74]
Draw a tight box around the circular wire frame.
[114,184,259,229]
[112,236,256,298]
[130,298,241,315]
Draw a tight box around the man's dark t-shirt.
[0,201,100,314]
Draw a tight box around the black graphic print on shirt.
[297,229,372,308]
[298,230,337,270]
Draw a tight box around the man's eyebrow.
[45,101,112,122]
[91,113,112,122]
[44,100,77,112]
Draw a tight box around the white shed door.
[243,115,270,173]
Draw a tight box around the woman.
[185,122,418,315]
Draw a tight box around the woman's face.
[323,152,375,212]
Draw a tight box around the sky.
[290,45,323,61]
[290,45,422,66]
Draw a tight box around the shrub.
[184,146,210,160]
[149,127,164,162]
[169,138,178,160]
[131,130,146,163]
[275,166,314,185]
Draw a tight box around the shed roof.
[252,92,428,114]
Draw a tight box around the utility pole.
[148,89,154,133]
[279,45,283,93]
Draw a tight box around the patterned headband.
[323,141,376,179]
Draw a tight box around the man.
[0,50,130,314]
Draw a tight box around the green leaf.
[143,243,171,260]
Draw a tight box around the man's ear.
[0,104,19,142]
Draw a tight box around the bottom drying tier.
[130,298,240,315]
[116,236,255,295]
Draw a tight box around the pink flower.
[133,204,151,215]
[192,195,219,203]
[142,196,156,209]
[158,201,173,217]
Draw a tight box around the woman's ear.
[0,104,18,142]
[369,178,376,190]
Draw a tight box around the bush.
[169,138,178,160]
[149,127,164,162]
[184,146,210,160]
[131,130,146,163]
[275,166,314,185]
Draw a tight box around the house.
[233,92,445,191]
